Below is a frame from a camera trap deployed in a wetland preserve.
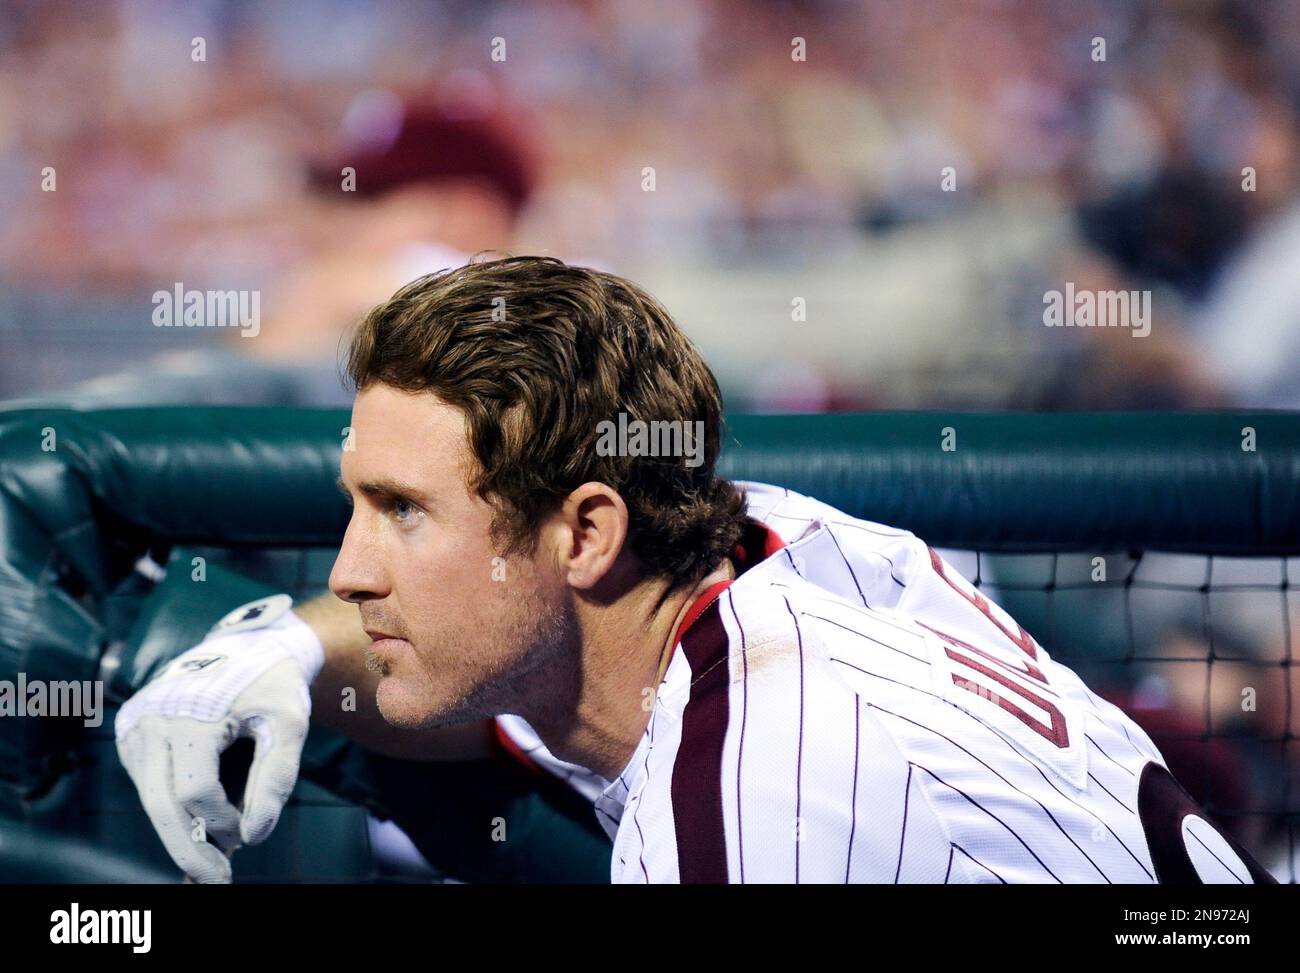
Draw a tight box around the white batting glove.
[114,594,325,884]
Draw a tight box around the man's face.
[329,384,570,729]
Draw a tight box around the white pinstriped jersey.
[497,482,1274,884]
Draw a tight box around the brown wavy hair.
[346,255,748,592]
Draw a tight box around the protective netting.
[946,549,1297,883]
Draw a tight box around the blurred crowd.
[0,0,1298,876]
[3,0,1300,409]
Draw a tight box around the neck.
[522,557,736,780]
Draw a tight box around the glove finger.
[239,712,309,845]
[135,724,233,884]
[169,721,243,853]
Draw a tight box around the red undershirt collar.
[670,519,787,649]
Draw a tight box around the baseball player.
[115,256,1276,884]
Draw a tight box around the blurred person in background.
[1040,0,1300,410]
[45,87,540,408]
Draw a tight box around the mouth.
[363,629,410,673]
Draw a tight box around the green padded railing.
[3,407,1297,554]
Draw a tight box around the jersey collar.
[671,519,787,648]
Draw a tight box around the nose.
[329,515,391,603]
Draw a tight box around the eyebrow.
[336,473,433,504]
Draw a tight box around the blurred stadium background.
[0,0,1297,881]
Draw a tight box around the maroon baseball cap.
[310,87,540,215]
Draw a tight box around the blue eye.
[391,497,421,524]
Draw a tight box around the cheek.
[395,534,510,627]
